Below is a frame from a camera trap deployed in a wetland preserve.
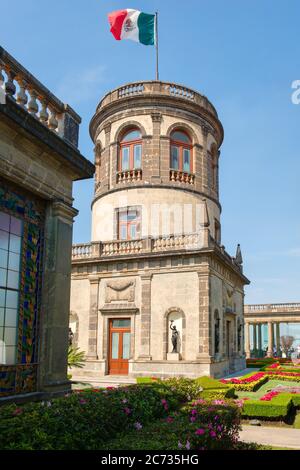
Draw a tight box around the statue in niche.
[170,320,180,353]
[68,327,74,346]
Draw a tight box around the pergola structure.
[244,303,300,358]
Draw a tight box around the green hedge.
[242,394,293,419]
[291,395,300,407]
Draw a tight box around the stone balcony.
[96,81,218,117]
[170,170,195,185]
[72,232,243,274]
[117,169,142,184]
[0,46,81,148]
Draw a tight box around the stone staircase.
[71,375,137,389]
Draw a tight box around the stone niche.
[105,279,136,303]
[166,309,184,361]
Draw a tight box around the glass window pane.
[6,290,18,309]
[0,249,8,269]
[4,327,17,346]
[121,147,130,171]
[183,149,191,172]
[119,211,128,222]
[120,225,127,240]
[133,145,142,168]
[0,268,7,287]
[127,210,137,221]
[121,129,141,142]
[0,230,9,250]
[4,346,16,365]
[7,270,20,290]
[8,252,20,272]
[171,131,190,143]
[171,146,179,169]
[10,217,22,236]
[130,224,136,239]
[0,308,4,326]
[0,289,6,307]
[122,333,131,359]
[0,213,10,232]
[111,333,119,359]
[9,234,22,254]
[112,319,130,328]
[4,309,18,328]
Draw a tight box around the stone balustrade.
[152,233,201,252]
[97,81,218,118]
[117,169,142,184]
[170,170,195,185]
[245,303,300,313]
[72,242,101,260]
[0,46,81,148]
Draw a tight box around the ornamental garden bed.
[0,378,242,450]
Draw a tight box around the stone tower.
[71,81,249,379]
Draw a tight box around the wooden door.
[108,319,131,375]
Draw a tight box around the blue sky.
[2,0,300,304]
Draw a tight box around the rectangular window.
[121,147,130,171]
[0,211,23,365]
[116,207,141,240]
[171,146,179,169]
[183,148,191,172]
[133,144,142,169]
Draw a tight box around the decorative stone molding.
[52,201,78,225]
[105,279,136,303]
[151,112,162,123]
[223,282,236,314]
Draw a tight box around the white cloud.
[55,65,107,105]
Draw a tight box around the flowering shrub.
[260,391,280,401]
[101,399,242,450]
[0,384,179,450]
[220,373,268,391]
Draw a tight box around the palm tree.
[68,346,86,369]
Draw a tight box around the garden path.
[240,425,300,449]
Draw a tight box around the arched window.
[119,128,142,172]
[170,130,193,174]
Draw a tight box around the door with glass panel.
[108,319,131,375]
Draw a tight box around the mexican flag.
[108,9,155,45]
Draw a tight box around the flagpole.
[155,11,159,81]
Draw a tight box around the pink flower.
[191,409,197,415]
[124,407,131,415]
[134,422,143,430]
[190,416,196,422]
[13,408,23,416]
[79,399,87,404]
[161,399,167,405]
[166,416,174,423]
[185,440,191,450]
[210,431,217,438]
[195,428,205,435]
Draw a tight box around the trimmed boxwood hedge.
[242,393,293,420]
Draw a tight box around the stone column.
[258,324,262,354]
[138,274,152,359]
[102,122,111,191]
[253,324,257,352]
[245,322,251,358]
[276,323,281,355]
[38,201,78,393]
[150,112,162,182]
[267,322,274,357]
[197,270,212,359]
[87,276,100,359]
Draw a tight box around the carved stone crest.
[223,283,235,313]
[105,279,136,303]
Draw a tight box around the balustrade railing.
[170,170,195,185]
[97,81,217,117]
[245,303,300,312]
[117,169,142,184]
[0,46,81,147]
